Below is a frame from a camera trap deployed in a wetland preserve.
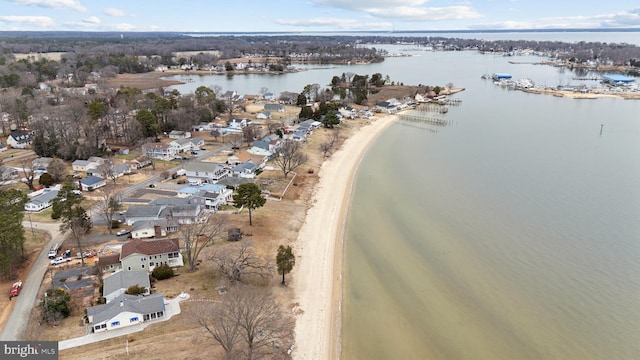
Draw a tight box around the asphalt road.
[2,142,232,341]
[1,222,65,341]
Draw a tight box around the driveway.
[58,293,190,350]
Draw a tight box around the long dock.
[399,113,448,125]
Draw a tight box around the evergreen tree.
[234,183,266,226]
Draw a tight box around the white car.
[50,257,71,265]
[117,229,131,237]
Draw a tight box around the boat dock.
[399,113,448,125]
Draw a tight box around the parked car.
[50,257,71,265]
[191,150,198,155]
[9,280,22,299]
[117,229,131,237]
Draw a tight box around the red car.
[9,280,22,299]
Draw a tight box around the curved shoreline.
[292,114,398,359]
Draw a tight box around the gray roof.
[264,103,284,111]
[231,162,259,173]
[124,205,166,218]
[103,270,150,297]
[172,138,191,146]
[216,176,254,187]
[28,189,58,205]
[131,219,167,232]
[113,163,131,173]
[149,197,191,206]
[185,161,224,172]
[87,293,164,324]
[253,140,269,151]
[80,176,104,186]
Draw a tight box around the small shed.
[228,228,242,242]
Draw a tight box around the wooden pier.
[416,104,449,113]
[399,113,448,125]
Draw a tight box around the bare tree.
[319,130,340,158]
[97,158,117,183]
[210,243,272,284]
[234,286,295,360]
[272,140,308,178]
[227,133,242,150]
[20,158,36,190]
[191,300,242,360]
[242,125,257,147]
[47,158,68,183]
[190,286,294,360]
[95,187,123,235]
[179,214,226,272]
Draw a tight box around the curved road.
[1,143,231,340]
[1,222,64,341]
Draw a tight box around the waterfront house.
[120,238,183,272]
[103,270,151,304]
[230,161,260,178]
[189,188,233,211]
[87,293,165,333]
[7,132,31,149]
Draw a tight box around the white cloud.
[104,8,128,17]
[311,0,481,22]
[11,0,86,12]
[276,17,391,30]
[470,8,640,30]
[0,15,56,28]
[82,16,100,24]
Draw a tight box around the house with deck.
[142,143,177,161]
[184,161,228,185]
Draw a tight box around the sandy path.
[292,115,397,359]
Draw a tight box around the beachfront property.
[87,293,165,333]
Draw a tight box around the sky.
[0,0,639,33]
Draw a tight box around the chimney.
[154,225,162,237]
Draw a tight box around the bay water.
[167,34,640,359]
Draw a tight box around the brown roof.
[235,150,266,164]
[120,238,180,259]
[98,253,121,267]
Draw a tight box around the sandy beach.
[292,114,398,359]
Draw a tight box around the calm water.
[168,33,640,359]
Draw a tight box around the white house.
[168,130,191,139]
[7,132,31,149]
[184,161,228,185]
[79,176,106,191]
[142,143,177,161]
[0,165,18,181]
[24,189,59,212]
[87,293,165,333]
[169,139,192,154]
